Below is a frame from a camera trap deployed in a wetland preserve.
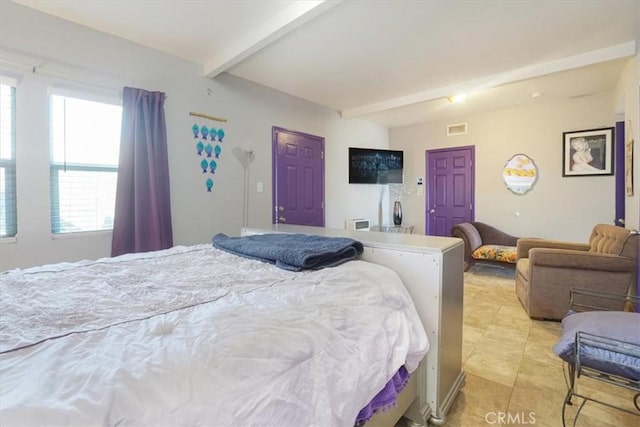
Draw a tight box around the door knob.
[429,209,435,213]
[617,218,625,225]
[278,206,284,212]
[278,216,287,222]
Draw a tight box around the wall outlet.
[257,182,264,193]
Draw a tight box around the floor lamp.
[233,147,255,228]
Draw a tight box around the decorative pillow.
[471,245,517,263]
[552,311,640,381]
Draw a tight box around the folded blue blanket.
[212,233,364,271]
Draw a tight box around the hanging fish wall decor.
[191,117,226,192]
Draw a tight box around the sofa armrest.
[451,223,483,268]
[529,248,637,272]
[517,238,590,259]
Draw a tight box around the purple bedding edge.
[356,365,410,425]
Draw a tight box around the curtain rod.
[189,111,227,122]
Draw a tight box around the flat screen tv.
[349,147,403,184]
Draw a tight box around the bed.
[0,239,430,426]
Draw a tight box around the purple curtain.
[111,87,173,257]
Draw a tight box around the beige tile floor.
[412,265,639,426]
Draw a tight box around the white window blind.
[50,92,122,234]
[0,83,17,238]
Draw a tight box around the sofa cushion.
[553,311,640,381]
[588,224,632,256]
[472,245,517,263]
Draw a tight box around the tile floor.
[408,265,638,426]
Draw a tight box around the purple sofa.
[450,222,519,271]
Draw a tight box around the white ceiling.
[14,0,640,128]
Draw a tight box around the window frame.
[0,76,18,239]
[48,87,122,235]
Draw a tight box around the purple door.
[426,146,475,236]
[272,127,325,226]
[614,121,625,227]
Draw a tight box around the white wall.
[390,91,619,242]
[0,2,388,270]
[209,73,390,233]
[614,52,640,230]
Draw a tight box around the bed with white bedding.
[0,243,428,426]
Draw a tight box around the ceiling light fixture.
[447,94,467,104]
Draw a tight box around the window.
[50,92,122,234]
[0,82,17,238]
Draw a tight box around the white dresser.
[241,224,465,425]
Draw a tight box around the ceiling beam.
[341,41,637,119]
[204,0,341,78]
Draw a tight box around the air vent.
[447,123,467,136]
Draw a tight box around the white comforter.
[0,245,428,427]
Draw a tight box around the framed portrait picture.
[562,127,614,177]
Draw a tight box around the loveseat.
[450,222,519,271]
[515,224,639,320]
